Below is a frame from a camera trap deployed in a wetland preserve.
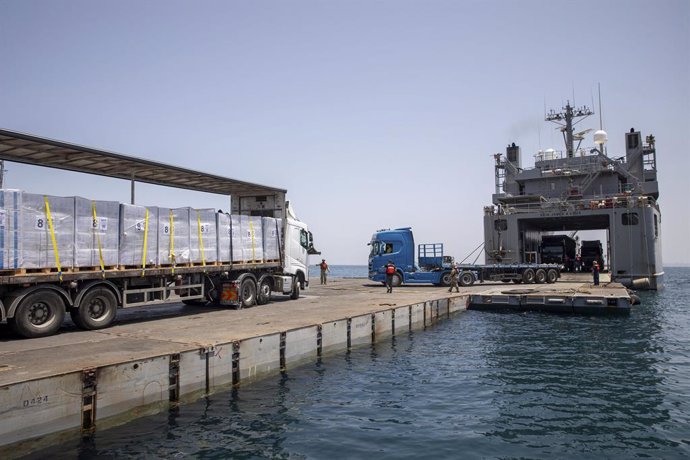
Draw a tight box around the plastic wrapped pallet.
[119,204,159,267]
[21,193,75,269]
[0,189,22,270]
[262,217,282,262]
[244,215,263,262]
[74,196,120,268]
[189,208,218,264]
[158,207,191,265]
[231,214,243,262]
[216,212,232,263]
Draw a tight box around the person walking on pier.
[385,260,396,293]
[319,259,330,285]
[448,265,460,293]
[592,260,600,286]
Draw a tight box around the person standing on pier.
[319,259,330,285]
[448,265,460,293]
[385,260,396,293]
[592,260,600,286]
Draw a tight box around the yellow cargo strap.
[141,208,149,277]
[169,209,175,275]
[91,201,106,278]
[249,218,256,261]
[196,211,206,267]
[43,196,62,281]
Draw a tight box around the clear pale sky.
[1,0,688,265]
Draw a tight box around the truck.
[0,128,318,338]
[540,235,577,272]
[580,240,604,271]
[368,227,561,287]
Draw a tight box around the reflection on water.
[23,268,690,460]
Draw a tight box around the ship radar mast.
[545,102,594,158]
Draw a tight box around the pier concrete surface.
[0,274,629,457]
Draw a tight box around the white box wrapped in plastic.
[74,196,119,268]
[231,214,243,262]
[189,208,218,264]
[158,207,191,265]
[119,204,159,267]
[216,212,232,263]
[21,193,75,269]
[0,189,22,270]
[262,217,282,261]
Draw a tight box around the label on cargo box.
[92,217,108,232]
[35,216,47,230]
[134,220,147,232]
[199,223,211,234]
[0,210,5,227]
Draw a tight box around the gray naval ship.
[483,102,663,290]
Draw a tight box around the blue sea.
[308,264,368,279]
[23,267,690,459]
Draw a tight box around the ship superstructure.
[483,102,663,289]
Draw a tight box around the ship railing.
[488,195,658,215]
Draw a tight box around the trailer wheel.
[522,268,536,284]
[391,272,403,287]
[10,290,65,338]
[257,279,272,305]
[459,271,474,286]
[546,268,559,284]
[440,272,452,287]
[290,278,300,299]
[240,278,257,307]
[535,269,547,284]
[71,287,117,330]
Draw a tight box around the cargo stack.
[119,204,159,268]
[190,208,218,265]
[262,217,282,262]
[216,212,232,263]
[0,189,22,270]
[22,193,75,270]
[74,197,120,269]
[157,207,191,266]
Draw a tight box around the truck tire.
[71,287,118,330]
[459,271,474,286]
[10,290,65,338]
[240,278,257,307]
[257,279,272,305]
[535,269,547,284]
[546,268,559,284]
[290,278,300,299]
[440,272,452,287]
[522,268,536,284]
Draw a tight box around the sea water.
[24,267,690,459]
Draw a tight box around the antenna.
[598,83,603,130]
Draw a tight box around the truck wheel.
[459,271,474,286]
[290,279,300,299]
[546,269,559,284]
[440,272,452,287]
[240,278,257,307]
[71,287,118,330]
[391,273,403,287]
[522,268,536,284]
[10,290,65,338]
[535,269,547,284]
[257,279,272,305]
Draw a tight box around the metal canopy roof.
[0,128,286,196]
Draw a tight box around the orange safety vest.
[386,265,395,275]
[320,262,328,270]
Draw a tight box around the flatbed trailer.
[455,263,561,286]
[0,128,317,338]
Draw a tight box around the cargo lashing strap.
[141,208,149,277]
[91,201,106,278]
[43,196,62,281]
[169,209,175,275]
[196,211,206,267]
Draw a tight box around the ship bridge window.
[622,212,639,226]
[494,220,508,231]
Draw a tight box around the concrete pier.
[0,274,630,456]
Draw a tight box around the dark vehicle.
[580,240,604,271]
[540,235,577,272]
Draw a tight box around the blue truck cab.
[368,228,454,286]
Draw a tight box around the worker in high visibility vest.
[592,260,600,286]
[319,259,330,285]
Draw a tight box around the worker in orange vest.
[592,260,600,286]
[319,259,330,285]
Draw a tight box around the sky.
[1,0,688,266]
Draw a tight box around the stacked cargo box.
[22,193,75,269]
[216,212,232,263]
[0,189,22,270]
[262,217,282,261]
[157,207,191,265]
[74,197,120,268]
[118,204,159,267]
[190,208,218,264]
